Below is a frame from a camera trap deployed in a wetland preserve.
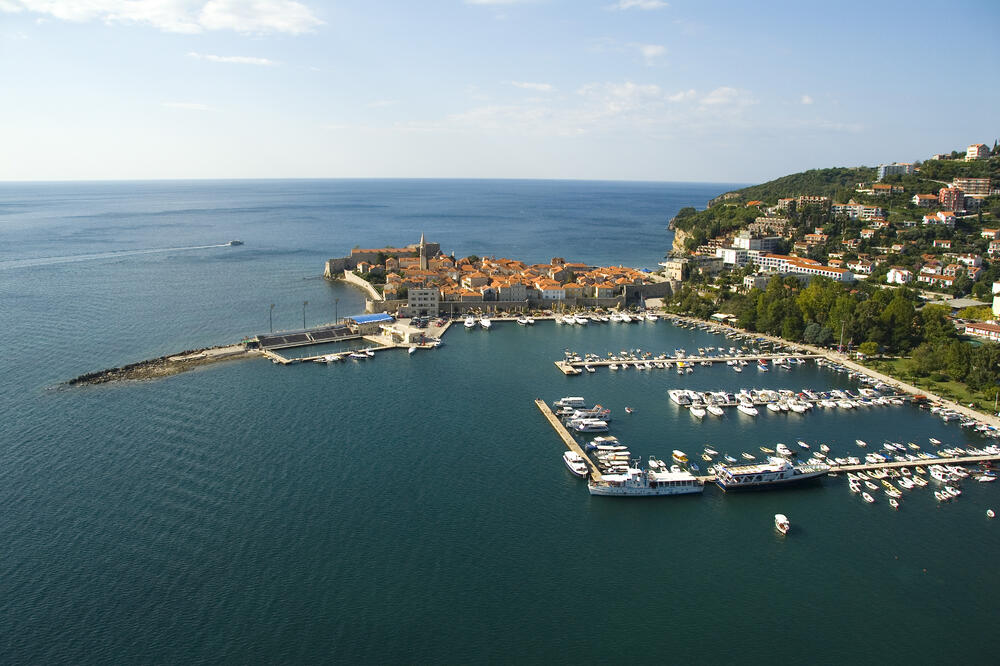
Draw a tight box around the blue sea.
[1,180,997,663]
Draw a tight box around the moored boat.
[563,451,589,477]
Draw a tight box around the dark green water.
[1,181,996,663]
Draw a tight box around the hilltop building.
[876,163,915,180]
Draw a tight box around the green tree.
[858,341,879,357]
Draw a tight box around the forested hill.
[708,166,877,205]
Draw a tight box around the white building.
[715,246,749,267]
[877,163,915,180]
[406,287,440,317]
[966,144,990,161]
[993,282,1000,318]
[886,267,913,285]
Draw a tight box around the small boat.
[704,447,719,455]
[707,404,724,417]
[861,492,875,504]
[988,509,996,518]
[672,450,689,464]
[737,403,758,417]
[797,441,810,450]
[609,364,619,371]
[856,439,868,448]
[349,352,367,360]
[408,347,417,355]
[725,455,737,462]
[701,454,712,462]
[929,437,941,445]
[464,316,476,329]
[819,444,830,453]
[625,406,634,414]
[584,365,595,373]
[741,452,755,460]
[365,349,375,357]
[516,316,529,326]
[774,514,790,535]
[227,239,244,246]
[690,406,707,419]
[760,446,775,454]
[480,317,492,330]
[889,498,900,510]
[775,443,793,456]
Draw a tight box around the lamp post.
[303,300,309,330]
[269,303,275,333]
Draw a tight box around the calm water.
[1,180,996,664]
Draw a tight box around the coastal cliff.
[670,227,690,254]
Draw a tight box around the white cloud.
[0,0,323,34]
[800,94,814,105]
[700,86,754,108]
[667,89,696,102]
[607,0,669,9]
[367,99,398,108]
[188,51,275,65]
[163,101,211,111]
[510,81,553,92]
[464,0,530,4]
[634,43,666,63]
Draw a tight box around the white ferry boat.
[563,451,589,477]
[588,466,705,496]
[714,456,829,491]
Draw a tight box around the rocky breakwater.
[67,344,253,386]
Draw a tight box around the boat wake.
[0,243,233,270]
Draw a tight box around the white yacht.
[588,466,705,496]
[570,419,609,433]
[775,443,793,456]
[714,457,830,491]
[554,396,586,408]
[479,316,492,330]
[707,404,724,417]
[516,316,529,326]
[464,315,476,329]
[737,403,759,417]
[573,314,589,325]
[690,405,707,419]
[563,451,589,478]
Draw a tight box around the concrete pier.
[534,399,602,481]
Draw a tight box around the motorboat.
[856,439,868,448]
[929,437,941,445]
[408,347,417,355]
[889,498,900,510]
[797,441,810,450]
[725,455,737,462]
[573,314,589,325]
[563,451,589,477]
[672,450,689,465]
[625,406,634,414]
[737,403,758,417]
[775,443,793,457]
[760,446,775,454]
[766,402,782,413]
[227,239,244,246]
[480,317,492,330]
[861,492,875,504]
[516,316,529,326]
[707,405,724,417]
[464,315,476,329]
[741,452,755,460]
[690,406,707,419]
[704,447,719,455]
[774,514,790,535]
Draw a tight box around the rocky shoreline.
[67,344,254,386]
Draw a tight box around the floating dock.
[534,399,602,481]
[555,354,821,375]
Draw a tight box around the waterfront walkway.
[555,353,820,375]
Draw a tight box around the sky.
[1,0,998,183]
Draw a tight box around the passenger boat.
[570,419,608,433]
[554,396,586,408]
[588,466,705,496]
[714,457,829,491]
[563,451,588,477]
[774,513,790,535]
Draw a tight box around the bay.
[0,179,996,664]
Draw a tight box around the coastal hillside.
[709,167,877,205]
